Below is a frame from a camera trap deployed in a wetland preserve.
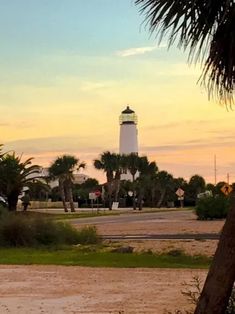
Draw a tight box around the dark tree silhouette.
[135,0,235,104]
[135,1,235,313]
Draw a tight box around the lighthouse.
[119,105,138,155]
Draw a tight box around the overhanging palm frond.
[135,0,235,103]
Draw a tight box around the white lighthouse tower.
[119,106,138,155]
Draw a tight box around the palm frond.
[135,0,235,103]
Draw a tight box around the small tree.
[48,155,85,212]
[0,153,40,211]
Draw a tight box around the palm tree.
[0,153,40,211]
[94,152,122,209]
[136,157,158,210]
[135,3,235,311]
[135,0,235,103]
[155,171,174,207]
[48,155,85,212]
[122,153,140,209]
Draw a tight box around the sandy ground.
[0,265,207,314]
[112,239,218,257]
[0,211,218,313]
[79,211,223,257]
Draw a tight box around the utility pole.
[227,173,230,185]
[214,155,217,185]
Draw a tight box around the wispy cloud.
[141,138,235,153]
[116,44,166,57]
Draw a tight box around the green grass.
[16,211,120,221]
[0,247,210,268]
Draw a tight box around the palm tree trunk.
[195,194,235,314]
[59,179,68,212]
[133,192,137,210]
[107,182,112,210]
[132,175,136,210]
[157,189,166,208]
[151,188,155,207]
[114,178,121,202]
[138,190,144,210]
[67,182,75,212]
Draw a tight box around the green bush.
[195,195,230,220]
[0,215,35,246]
[76,226,101,245]
[0,214,101,247]
[0,205,8,219]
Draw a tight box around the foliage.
[0,153,40,211]
[186,175,206,204]
[76,226,101,245]
[195,195,230,220]
[0,214,100,247]
[135,0,235,103]
[27,180,51,201]
[73,178,100,204]
[0,205,8,218]
[94,151,124,209]
[48,155,86,212]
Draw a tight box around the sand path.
[0,265,207,314]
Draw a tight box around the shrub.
[0,214,101,247]
[0,215,35,246]
[195,195,230,220]
[0,205,8,219]
[76,226,101,245]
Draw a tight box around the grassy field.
[19,207,193,221]
[16,210,120,220]
[0,247,210,268]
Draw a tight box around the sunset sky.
[0,0,235,184]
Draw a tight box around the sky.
[0,0,235,184]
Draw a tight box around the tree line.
[0,145,231,212]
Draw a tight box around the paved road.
[71,210,221,240]
[101,233,220,240]
[71,210,194,226]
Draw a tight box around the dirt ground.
[0,211,219,313]
[0,265,207,314]
[113,239,218,257]
[89,211,223,257]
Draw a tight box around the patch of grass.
[17,211,120,221]
[0,247,211,268]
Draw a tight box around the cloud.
[141,139,235,153]
[116,44,166,57]
[4,136,106,155]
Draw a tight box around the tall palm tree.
[48,155,85,212]
[136,157,158,210]
[123,153,139,182]
[94,152,122,209]
[123,153,145,209]
[135,0,235,104]
[0,153,40,211]
[135,2,235,312]
[155,171,174,207]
